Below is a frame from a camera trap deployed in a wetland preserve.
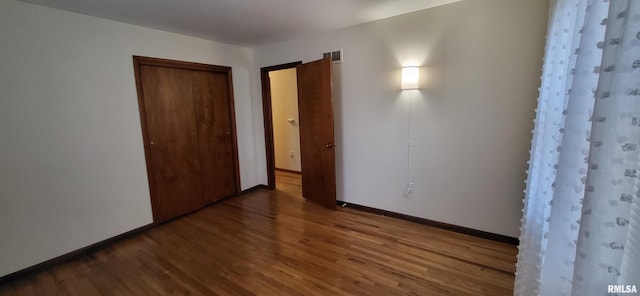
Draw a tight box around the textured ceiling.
[20,0,462,46]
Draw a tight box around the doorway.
[261,62,302,197]
[260,62,301,190]
[269,68,303,197]
[261,59,337,209]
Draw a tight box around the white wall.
[270,69,302,172]
[253,0,548,237]
[0,0,260,277]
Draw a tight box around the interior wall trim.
[0,224,153,285]
[338,201,519,245]
[0,184,267,285]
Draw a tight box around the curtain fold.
[515,0,640,295]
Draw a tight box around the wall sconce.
[401,66,420,90]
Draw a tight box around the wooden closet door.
[191,70,238,203]
[135,56,241,223]
[139,65,205,222]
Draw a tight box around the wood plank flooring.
[275,169,302,198]
[0,174,517,295]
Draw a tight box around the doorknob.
[325,143,333,149]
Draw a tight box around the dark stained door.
[296,58,336,209]
[192,70,238,203]
[139,65,205,222]
[135,56,241,224]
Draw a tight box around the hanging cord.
[405,96,414,197]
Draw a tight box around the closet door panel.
[192,70,218,203]
[192,70,237,202]
[211,73,238,200]
[140,65,205,222]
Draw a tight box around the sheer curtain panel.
[515,0,640,295]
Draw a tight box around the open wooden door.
[296,58,336,209]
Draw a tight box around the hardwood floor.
[0,176,517,295]
[275,169,302,198]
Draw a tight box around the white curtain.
[515,0,640,295]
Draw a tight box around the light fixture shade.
[401,66,419,90]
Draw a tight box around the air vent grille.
[322,49,343,63]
